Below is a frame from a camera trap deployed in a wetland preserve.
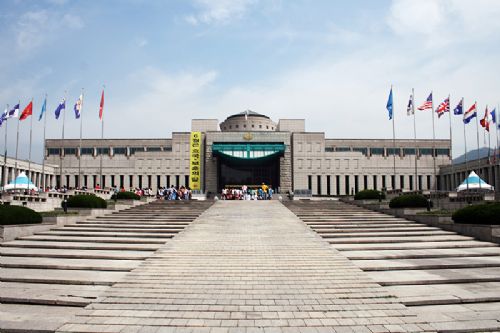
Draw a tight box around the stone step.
[0,268,126,285]
[370,267,500,286]
[316,230,454,238]
[19,235,170,244]
[0,256,140,271]
[327,235,472,243]
[310,225,441,231]
[59,226,186,231]
[352,256,500,271]
[1,240,161,251]
[342,247,500,260]
[333,240,495,251]
[37,230,179,237]
[0,247,154,260]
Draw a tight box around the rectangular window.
[308,175,312,191]
[129,175,133,188]
[64,148,76,155]
[129,147,144,154]
[409,175,414,190]
[84,175,88,187]
[403,148,416,155]
[386,148,400,156]
[436,148,450,156]
[102,175,106,188]
[164,146,173,152]
[363,175,368,190]
[373,175,377,190]
[175,175,180,187]
[382,175,386,189]
[336,147,351,152]
[327,175,331,195]
[93,175,97,188]
[420,148,434,156]
[80,147,94,155]
[391,175,396,189]
[113,147,127,155]
[353,147,368,156]
[157,175,161,189]
[427,175,431,190]
[96,148,110,155]
[120,175,124,188]
[370,148,384,156]
[146,147,162,152]
[48,148,61,156]
[166,175,170,188]
[418,175,423,190]
[74,175,78,188]
[147,175,152,188]
[138,175,143,188]
[324,147,334,152]
[317,175,321,195]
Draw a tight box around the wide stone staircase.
[284,200,500,333]
[0,200,213,333]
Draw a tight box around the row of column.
[60,173,190,190]
[307,173,435,196]
[441,164,500,192]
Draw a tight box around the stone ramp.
[285,200,500,333]
[57,201,429,333]
[0,200,213,333]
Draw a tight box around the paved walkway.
[58,201,428,333]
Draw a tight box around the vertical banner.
[189,132,201,190]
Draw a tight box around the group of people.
[221,183,274,200]
[157,186,192,200]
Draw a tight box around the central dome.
[220,110,277,132]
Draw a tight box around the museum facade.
[45,111,452,195]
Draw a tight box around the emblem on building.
[243,132,253,141]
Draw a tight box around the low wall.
[0,222,55,243]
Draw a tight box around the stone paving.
[285,200,500,333]
[0,201,213,332]
[57,201,430,333]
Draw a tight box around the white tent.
[1,172,38,191]
[457,171,494,192]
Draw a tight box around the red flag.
[99,90,104,121]
[19,101,33,121]
[480,106,490,132]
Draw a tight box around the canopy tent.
[1,172,38,191]
[457,171,494,192]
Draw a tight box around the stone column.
[280,151,292,194]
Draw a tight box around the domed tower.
[219,110,277,132]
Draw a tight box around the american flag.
[417,93,433,111]
[436,97,450,118]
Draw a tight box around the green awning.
[212,143,285,160]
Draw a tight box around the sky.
[1,0,500,163]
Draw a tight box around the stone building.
[45,111,452,195]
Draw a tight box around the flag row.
[0,90,105,127]
[386,88,500,132]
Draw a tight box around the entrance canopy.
[212,143,285,163]
[457,171,494,191]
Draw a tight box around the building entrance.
[212,143,284,191]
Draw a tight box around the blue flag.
[386,87,393,120]
[0,108,7,127]
[54,99,65,119]
[453,98,463,115]
[8,103,19,118]
[38,97,47,121]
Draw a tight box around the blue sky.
[1,0,500,163]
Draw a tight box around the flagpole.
[391,86,397,190]
[13,101,20,192]
[431,92,437,192]
[412,88,418,191]
[60,92,67,190]
[463,98,469,191]
[27,99,33,192]
[2,105,8,193]
[78,89,84,190]
[99,86,104,189]
[448,95,454,190]
[42,94,47,191]
[475,102,481,190]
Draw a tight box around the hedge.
[111,191,140,200]
[452,203,500,225]
[389,194,429,208]
[0,205,42,225]
[65,194,107,209]
[354,190,385,200]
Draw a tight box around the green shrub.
[354,190,385,200]
[0,205,42,225]
[389,194,428,208]
[111,191,140,200]
[65,194,107,209]
[452,203,500,225]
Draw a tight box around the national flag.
[99,90,104,121]
[54,99,65,119]
[386,87,393,120]
[435,97,450,118]
[406,93,414,116]
[74,94,83,119]
[38,97,47,121]
[491,108,496,124]
[463,103,477,124]
[19,101,33,121]
[7,103,19,118]
[0,108,7,127]
[453,98,463,115]
[417,92,433,111]
[479,106,490,132]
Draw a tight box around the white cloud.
[185,0,256,25]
